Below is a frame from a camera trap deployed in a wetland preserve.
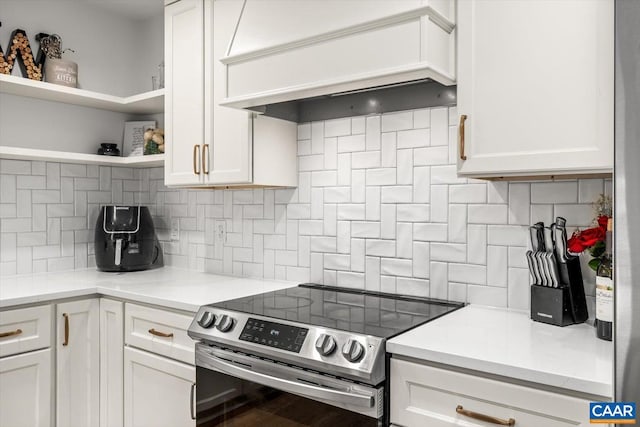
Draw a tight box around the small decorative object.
[97,143,120,156]
[151,61,164,90]
[0,24,44,80]
[123,121,156,157]
[158,60,165,89]
[567,193,613,271]
[38,34,77,87]
[143,128,165,155]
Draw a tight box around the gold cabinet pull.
[202,144,210,174]
[0,328,22,339]
[148,328,174,338]
[458,114,468,160]
[190,383,196,420]
[456,405,515,426]
[193,145,201,175]
[62,313,69,346]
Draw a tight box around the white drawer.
[390,358,597,427]
[124,303,194,365]
[0,305,52,358]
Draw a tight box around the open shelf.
[0,146,164,168]
[0,74,164,114]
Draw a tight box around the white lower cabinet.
[391,358,596,427]
[124,346,196,427]
[0,348,52,427]
[56,299,100,427]
[100,299,124,427]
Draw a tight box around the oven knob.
[342,339,365,363]
[315,334,337,356]
[216,314,235,332]
[197,311,215,329]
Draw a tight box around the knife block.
[530,257,588,326]
[531,285,576,326]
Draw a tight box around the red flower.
[567,216,609,254]
[597,215,609,230]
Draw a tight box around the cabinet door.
[57,299,100,427]
[164,0,206,186]
[456,0,613,178]
[124,347,196,427]
[0,348,52,427]
[391,358,596,427]
[100,299,124,427]
[204,0,252,185]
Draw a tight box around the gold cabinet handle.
[458,114,468,160]
[193,145,201,175]
[202,144,210,174]
[0,328,22,339]
[190,382,196,420]
[62,313,69,346]
[148,328,174,338]
[456,405,515,426]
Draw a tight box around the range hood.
[220,0,456,110]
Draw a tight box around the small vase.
[98,143,120,156]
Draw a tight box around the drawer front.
[390,358,596,427]
[0,305,52,357]
[125,303,194,365]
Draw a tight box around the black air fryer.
[95,206,163,272]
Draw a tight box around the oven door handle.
[203,353,375,409]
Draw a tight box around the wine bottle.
[595,218,613,341]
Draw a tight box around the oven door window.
[196,367,380,427]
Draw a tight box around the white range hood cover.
[221,0,456,109]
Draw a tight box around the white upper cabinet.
[456,0,613,179]
[164,0,297,188]
[221,0,456,109]
[164,0,206,186]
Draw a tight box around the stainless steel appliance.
[615,0,640,411]
[187,284,463,426]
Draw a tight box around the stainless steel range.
[187,284,464,426]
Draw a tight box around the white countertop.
[387,305,613,398]
[0,267,296,312]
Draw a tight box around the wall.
[0,107,611,312]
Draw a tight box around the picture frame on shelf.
[123,121,156,157]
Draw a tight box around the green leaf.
[589,241,606,258]
[588,258,601,272]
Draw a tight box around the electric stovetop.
[209,283,465,339]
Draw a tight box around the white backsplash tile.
[381,111,413,132]
[0,106,607,313]
[531,182,578,204]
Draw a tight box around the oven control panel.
[239,318,308,353]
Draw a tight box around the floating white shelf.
[0,74,164,114]
[0,146,164,168]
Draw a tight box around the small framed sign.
[123,121,156,157]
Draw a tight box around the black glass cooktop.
[209,284,465,339]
